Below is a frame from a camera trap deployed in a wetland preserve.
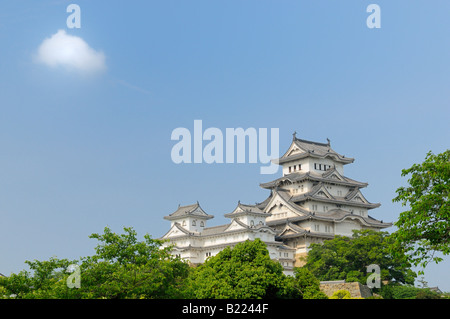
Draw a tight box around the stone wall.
[319,281,372,298]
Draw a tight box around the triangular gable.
[227,205,243,216]
[329,173,344,181]
[223,219,248,232]
[278,228,296,237]
[264,190,308,220]
[322,168,345,181]
[343,188,370,204]
[286,146,303,157]
[280,140,306,159]
[278,223,306,237]
[224,202,267,219]
[190,205,211,217]
[309,183,335,200]
[316,190,329,198]
[348,190,369,204]
[161,223,191,239]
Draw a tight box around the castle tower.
[163,202,214,234]
[256,134,391,266]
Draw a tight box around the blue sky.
[0,1,449,291]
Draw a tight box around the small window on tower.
[289,166,292,173]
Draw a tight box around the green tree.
[390,285,421,299]
[415,288,442,299]
[304,230,416,287]
[290,267,328,299]
[0,227,190,299]
[184,239,294,299]
[74,227,189,299]
[382,284,444,299]
[0,257,74,298]
[392,150,450,270]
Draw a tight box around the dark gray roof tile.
[164,202,214,221]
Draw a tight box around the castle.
[161,134,391,275]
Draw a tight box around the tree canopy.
[392,150,450,270]
[304,229,416,287]
[0,227,190,299]
[183,238,327,299]
[184,239,284,298]
[0,231,329,299]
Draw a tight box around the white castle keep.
[161,133,391,275]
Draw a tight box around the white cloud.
[35,30,106,74]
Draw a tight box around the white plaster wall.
[239,214,266,227]
[282,158,309,176]
[170,216,207,233]
[286,180,313,195]
[335,219,362,237]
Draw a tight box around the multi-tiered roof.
[255,134,390,237]
[276,134,354,165]
[161,134,390,270]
